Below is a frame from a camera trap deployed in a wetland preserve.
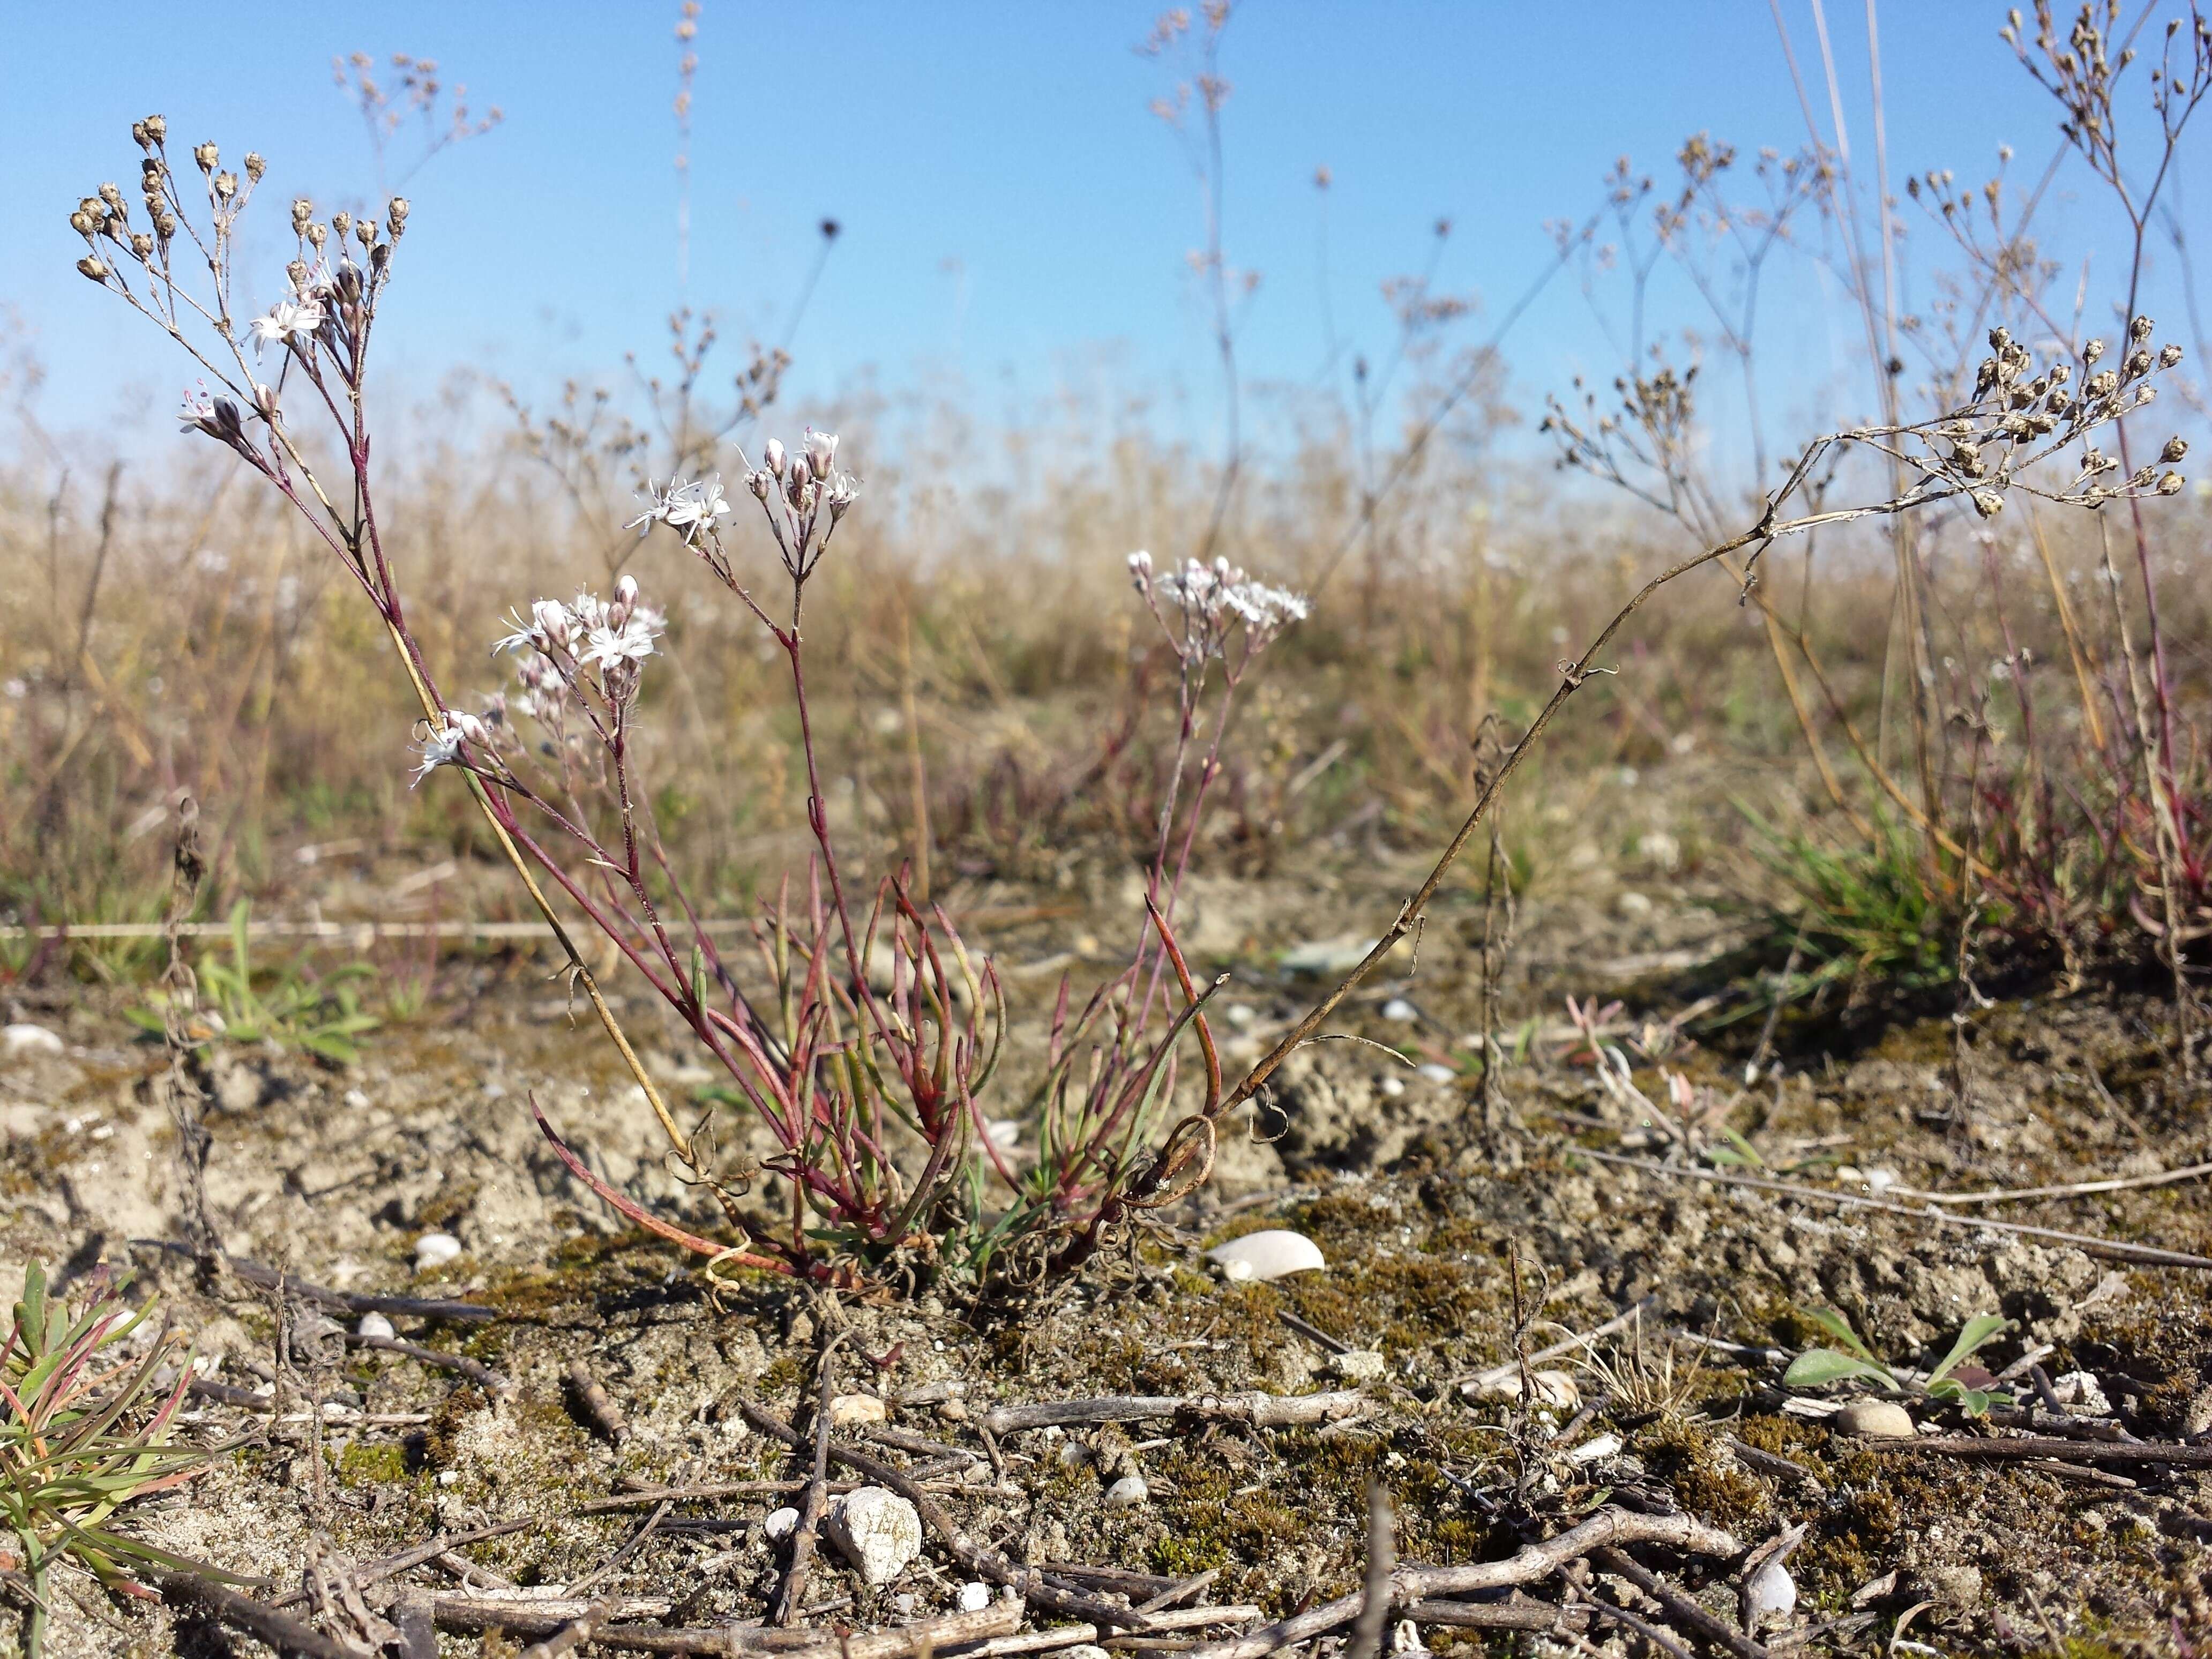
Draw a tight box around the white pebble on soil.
[1416,1063,1457,1085]
[1333,1350,1388,1383]
[413,1232,462,1271]
[957,1582,992,1613]
[1745,1558,1798,1619]
[824,1487,923,1585]
[2051,1371,2113,1415]
[763,1506,801,1542]
[1835,1399,1916,1439]
[829,1393,888,1426]
[2,1023,64,1057]
[1207,1230,1326,1283]
[356,1312,395,1341]
[1380,998,1419,1022]
[1566,1432,1623,1466]
[1102,1474,1149,1508]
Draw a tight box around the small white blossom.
[412,722,465,787]
[248,296,325,357]
[803,428,838,479]
[582,616,660,674]
[629,476,733,539]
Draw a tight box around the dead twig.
[565,1600,1025,1657]
[1182,1508,1741,1659]
[349,1331,507,1390]
[569,1357,631,1443]
[130,1240,497,1320]
[976,1390,1364,1438]
[1461,1296,1658,1393]
[1888,1160,2212,1205]
[270,1518,536,1609]
[520,1601,611,1659]
[772,1332,847,1626]
[1854,1434,2212,1468]
[152,1571,361,1659]
[1349,1483,1395,1659]
[1590,1545,1774,1659]
[1574,1150,2212,1270]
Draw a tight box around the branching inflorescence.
[72,118,1307,1288]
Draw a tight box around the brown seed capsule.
[193,141,218,173]
[131,119,151,150]
[2130,314,2154,340]
[98,182,123,211]
[243,151,265,182]
[70,210,96,238]
[287,258,310,289]
[2160,343,2184,368]
[77,256,109,282]
[307,222,328,249]
[2083,339,2106,366]
[330,210,352,238]
[144,114,167,144]
[130,233,153,260]
[155,212,178,240]
[2163,437,2189,464]
[214,171,238,201]
[292,197,312,232]
[1971,488,2005,518]
[2159,472,2185,495]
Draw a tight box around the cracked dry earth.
[6,850,2212,1656]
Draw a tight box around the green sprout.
[1783,1305,2015,1418]
[128,900,380,1065]
[2,1263,214,1657]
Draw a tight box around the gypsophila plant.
[74,116,1308,1288]
[2,1264,212,1658]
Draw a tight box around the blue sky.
[4,1,2203,465]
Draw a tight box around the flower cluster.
[1129,550,1310,669]
[631,431,861,589]
[492,574,666,731]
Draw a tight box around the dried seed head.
[98,182,123,212]
[307,221,328,250]
[2159,472,2186,495]
[243,151,265,183]
[193,141,218,174]
[2159,343,2184,368]
[355,218,377,248]
[154,211,178,240]
[386,196,409,234]
[77,256,109,282]
[2125,349,2153,379]
[330,210,353,238]
[214,171,238,201]
[2087,369,2119,399]
[292,197,313,233]
[69,209,96,239]
[131,119,151,150]
[130,233,153,260]
[2083,338,2106,366]
[287,258,310,290]
[2163,437,2189,464]
[1971,489,2005,518]
[2129,315,2154,341]
[2049,362,2072,386]
[144,115,167,145]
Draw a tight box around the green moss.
[337,1440,412,1488]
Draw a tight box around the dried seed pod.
[144,114,167,144]
[193,140,218,173]
[2083,338,2106,365]
[1971,488,2005,518]
[2163,436,2189,464]
[292,197,312,233]
[130,233,153,260]
[214,171,238,201]
[2159,472,2185,495]
[2130,314,2154,340]
[243,151,265,182]
[330,210,352,238]
[2160,343,2184,368]
[76,256,109,282]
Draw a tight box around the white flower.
[582,617,659,674]
[803,428,838,479]
[411,722,465,787]
[248,296,324,357]
[629,476,732,539]
[1127,550,1154,586]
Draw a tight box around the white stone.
[983,1118,1021,1150]
[829,1393,888,1427]
[1566,1432,1623,1466]
[1380,998,1419,1022]
[1061,1648,1110,1659]
[1333,1350,1388,1384]
[413,1232,462,1270]
[763,1506,801,1542]
[1379,1076,1407,1097]
[1207,1230,1326,1283]
[1466,1370,1580,1410]
[1280,935,1380,976]
[1745,1559,1798,1619]
[1224,1003,1258,1029]
[957,1581,992,1613]
[1834,1399,1916,1439]
[1416,1063,1457,1085]
[356,1312,396,1341]
[2,1023,64,1057]
[1102,1474,1149,1509]
[343,1088,370,1110]
[2051,1371,2112,1415]
[825,1487,923,1585]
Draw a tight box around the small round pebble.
[825,1487,923,1585]
[413,1231,462,1269]
[1380,998,1419,1022]
[1835,1399,1916,1439]
[958,1581,992,1613]
[356,1312,395,1341]
[1745,1558,1798,1619]
[1102,1474,1149,1508]
[763,1506,801,1542]
[829,1393,888,1426]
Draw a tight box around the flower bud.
[244,151,265,183]
[193,141,218,174]
[533,599,570,647]
[788,455,812,489]
[803,428,838,477]
[255,382,280,419]
[614,573,640,609]
[764,437,786,476]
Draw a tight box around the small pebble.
[1467,1370,1580,1410]
[2051,1371,2112,1415]
[1745,1559,1798,1619]
[825,1488,923,1584]
[1333,1350,1388,1384]
[2,1023,64,1058]
[1207,1230,1326,1283]
[983,1118,1021,1150]
[1380,998,1419,1022]
[356,1312,395,1341]
[763,1506,801,1542]
[1566,1432,1623,1466]
[413,1232,462,1271]
[343,1088,370,1110]
[1062,1648,1110,1659]
[1416,1063,1456,1085]
[1835,1399,1916,1439]
[1102,1474,1149,1509]
[891,1593,917,1616]
[829,1393,888,1426]
[1057,1440,1094,1469]
[957,1582,992,1613]
[1224,1003,1258,1029]
[1378,1076,1406,1097]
